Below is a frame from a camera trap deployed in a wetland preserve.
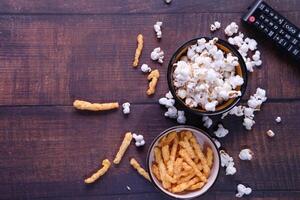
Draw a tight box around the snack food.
[172,37,244,112]
[130,158,151,181]
[73,100,119,111]
[113,132,133,164]
[84,159,111,184]
[147,69,160,95]
[151,130,214,194]
[133,34,144,67]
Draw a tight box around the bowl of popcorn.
[167,37,248,116]
[147,126,220,199]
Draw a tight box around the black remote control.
[242,0,300,61]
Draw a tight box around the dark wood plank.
[0,0,299,14]
[0,102,299,199]
[0,13,300,106]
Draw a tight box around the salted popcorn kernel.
[151,47,164,63]
[141,64,152,73]
[177,110,186,124]
[243,117,255,130]
[158,97,175,108]
[236,184,252,198]
[212,138,221,148]
[224,22,239,36]
[133,133,145,147]
[164,106,178,119]
[239,149,254,160]
[226,162,237,175]
[205,101,218,112]
[220,150,236,175]
[202,116,213,128]
[214,124,229,138]
[275,116,281,123]
[122,102,131,114]
[165,91,173,99]
[266,129,275,137]
[154,21,163,39]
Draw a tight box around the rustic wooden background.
[0,0,299,199]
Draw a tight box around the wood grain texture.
[0,102,299,199]
[0,0,299,14]
[0,13,300,106]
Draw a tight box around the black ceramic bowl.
[167,37,248,116]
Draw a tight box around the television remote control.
[242,0,300,60]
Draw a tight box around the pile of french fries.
[151,130,214,193]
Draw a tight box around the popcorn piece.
[133,34,144,67]
[177,110,186,124]
[224,22,239,36]
[133,133,145,147]
[275,116,281,123]
[266,129,275,137]
[248,87,267,109]
[159,97,175,108]
[239,149,254,160]
[212,138,221,148]
[141,64,152,73]
[210,21,221,32]
[126,186,131,191]
[73,100,119,111]
[165,91,173,99]
[243,117,255,130]
[220,150,236,175]
[165,106,178,119]
[154,21,163,39]
[202,116,213,128]
[151,47,164,63]
[214,124,229,138]
[147,69,160,95]
[236,184,252,198]
[122,102,131,115]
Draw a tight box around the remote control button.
[254,20,261,27]
[278,18,285,25]
[292,48,299,56]
[284,34,291,40]
[273,34,282,42]
[279,29,285,35]
[259,14,265,20]
[264,18,270,24]
[273,25,279,30]
[273,14,279,21]
[259,24,265,30]
[286,44,294,52]
[264,7,270,14]
[258,3,266,10]
[269,21,274,27]
[268,30,275,38]
[298,33,300,39]
[291,38,298,46]
[278,38,288,47]
[283,22,298,35]
[263,27,270,34]
[248,16,256,23]
[269,11,274,17]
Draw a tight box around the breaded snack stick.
[146,69,160,95]
[133,34,144,67]
[171,177,200,193]
[130,158,151,181]
[187,182,205,191]
[113,132,133,164]
[167,136,178,176]
[73,100,119,111]
[84,159,111,184]
[151,164,161,181]
[206,147,214,168]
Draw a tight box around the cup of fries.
[147,126,220,199]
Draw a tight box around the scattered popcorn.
[266,129,275,137]
[236,184,252,198]
[275,116,281,123]
[220,150,236,175]
[126,185,131,191]
[164,106,178,119]
[122,102,131,115]
[224,22,239,36]
[177,110,186,124]
[154,21,163,39]
[212,138,221,148]
[159,97,175,108]
[210,21,221,32]
[165,91,173,99]
[202,116,213,128]
[214,124,229,138]
[248,88,267,109]
[172,37,244,111]
[239,149,254,160]
[164,0,172,4]
[133,133,145,147]
[151,47,164,64]
[140,64,152,73]
[243,117,255,130]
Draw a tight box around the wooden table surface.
[0,0,300,199]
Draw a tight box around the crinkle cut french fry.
[113,132,133,164]
[130,158,151,181]
[162,145,170,164]
[206,147,213,168]
[73,100,119,111]
[171,177,200,193]
[190,137,211,177]
[179,149,207,182]
[182,162,192,171]
[167,136,178,176]
[177,172,196,184]
[159,131,176,147]
[173,157,183,175]
[146,69,160,95]
[187,181,205,191]
[133,34,143,67]
[151,164,161,181]
[84,159,111,184]
[179,139,196,159]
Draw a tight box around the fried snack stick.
[73,100,119,111]
[158,131,176,147]
[190,137,211,177]
[167,136,178,176]
[187,182,205,191]
[113,132,133,164]
[206,147,214,168]
[171,177,200,193]
[179,149,207,182]
[161,145,170,164]
[151,164,161,181]
[179,139,196,160]
[133,34,143,67]
[146,69,160,95]
[84,159,111,184]
[130,158,151,181]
